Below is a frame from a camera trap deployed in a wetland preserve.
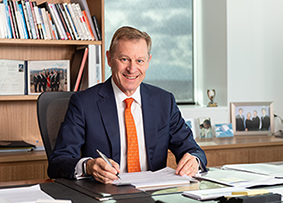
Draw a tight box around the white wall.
[227,0,283,118]
[180,0,283,132]
[194,0,227,108]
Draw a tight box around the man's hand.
[86,158,121,184]
[175,153,199,177]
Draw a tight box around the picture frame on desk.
[230,102,274,135]
[27,60,70,94]
[198,117,213,138]
[185,118,197,139]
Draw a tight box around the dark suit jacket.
[48,78,207,178]
[236,115,245,131]
[261,115,270,130]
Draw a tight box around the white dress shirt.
[74,78,148,179]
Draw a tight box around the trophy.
[207,89,217,107]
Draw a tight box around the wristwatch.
[82,158,92,177]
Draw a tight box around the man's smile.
[124,74,138,80]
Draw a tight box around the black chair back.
[37,92,74,159]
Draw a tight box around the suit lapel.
[97,79,121,163]
[140,83,157,170]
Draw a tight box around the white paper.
[113,167,195,190]
[0,59,25,95]
[222,163,283,178]
[0,184,53,203]
[183,186,245,200]
[198,169,283,188]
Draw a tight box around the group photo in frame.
[230,102,274,135]
[27,60,70,95]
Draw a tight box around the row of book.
[0,0,101,40]
[0,44,102,95]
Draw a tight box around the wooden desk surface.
[0,150,48,182]
[168,135,283,168]
[0,179,52,188]
[0,150,47,163]
[196,135,283,150]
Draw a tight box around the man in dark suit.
[251,110,260,131]
[48,26,207,184]
[236,108,245,131]
[261,108,270,131]
[37,72,42,92]
[33,73,38,92]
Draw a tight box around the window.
[105,0,194,103]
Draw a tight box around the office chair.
[37,91,74,159]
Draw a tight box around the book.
[29,0,40,39]
[96,45,102,84]
[54,3,71,40]
[0,3,6,38]
[27,60,70,94]
[63,3,79,40]
[18,2,29,39]
[0,59,26,95]
[48,3,65,40]
[82,10,94,40]
[87,44,96,88]
[92,15,101,40]
[32,2,44,39]
[25,0,37,39]
[8,0,17,39]
[40,8,51,39]
[38,2,57,39]
[14,0,25,39]
[67,3,84,40]
[7,2,16,38]
[9,0,19,39]
[71,0,98,40]
[73,3,91,40]
[59,3,74,40]
[73,47,88,91]
[3,0,12,38]
[47,12,56,39]
[20,0,31,38]
[70,47,87,90]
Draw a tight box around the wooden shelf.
[0,0,105,182]
[0,39,102,46]
[0,95,39,101]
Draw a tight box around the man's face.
[106,39,152,96]
[239,109,243,115]
[253,111,257,117]
[262,109,266,115]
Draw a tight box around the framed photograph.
[185,118,197,139]
[230,102,274,135]
[198,117,213,138]
[0,59,25,95]
[27,60,70,95]
[215,123,234,138]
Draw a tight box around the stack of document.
[113,167,196,191]
[222,163,283,178]
[195,168,283,188]
[183,163,283,201]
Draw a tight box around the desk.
[168,135,283,168]
[1,135,282,182]
[0,179,223,203]
[0,150,48,182]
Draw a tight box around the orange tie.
[124,98,141,173]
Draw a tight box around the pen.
[96,149,121,180]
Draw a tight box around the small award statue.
[207,89,218,107]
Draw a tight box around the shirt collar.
[111,77,141,106]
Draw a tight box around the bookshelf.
[0,0,105,182]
